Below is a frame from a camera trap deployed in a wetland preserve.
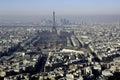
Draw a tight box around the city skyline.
[0,0,120,16]
[0,1,120,79]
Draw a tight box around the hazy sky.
[0,0,120,16]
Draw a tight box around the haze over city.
[0,0,120,80]
[0,0,120,24]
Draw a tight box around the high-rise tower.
[52,11,57,34]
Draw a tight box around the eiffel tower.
[52,11,57,34]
